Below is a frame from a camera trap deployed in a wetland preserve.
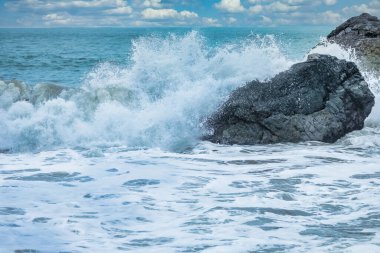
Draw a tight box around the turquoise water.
[1,27,380,252]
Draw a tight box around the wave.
[0,31,293,152]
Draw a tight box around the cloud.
[323,0,337,6]
[215,0,245,13]
[249,5,263,14]
[342,0,380,17]
[43,13,73,25]
[142,0,162,8]
[41,11,122,26]
[261,15,272,24]
[266,2,299,12]
[6,0,129,10]
[104,6,133,14]
[203,17,220,26]
[141,8,198,19]
[2,0,377,28]
[319,10,342,23]
[249,1,298,14]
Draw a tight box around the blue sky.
[0,0,379,27]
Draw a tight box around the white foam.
[1,142,379,252]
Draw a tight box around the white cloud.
[266,2,299,12]
[43,13,72,25]
[9,0,127,10]
[142,8,198,19]
[180,11,198,19]
[4,0,377,28]
[249,1,299,14]
[203,17,220,26]
[342,0,380,17]
[143,0,162,8]
[284,10,344,25]
[344,4,371,14]
[215,0,245,13]
[6,0,135,16]
[104,6,133,14]
[323,0,337,6]
[311,10,342,24]
[261,15,272,24]
[42,11,123,26]
[249,5,263,14]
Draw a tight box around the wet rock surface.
[207,54,375,145]
[327,13,380,71]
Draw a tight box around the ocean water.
[0,27,379,252]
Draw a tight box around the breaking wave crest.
[0,31,293,152]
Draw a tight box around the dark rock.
[206,54,375,145]
[327,13,380,71]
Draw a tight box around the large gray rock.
[206,54,375,145]
[327,13,380,71]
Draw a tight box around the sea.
[0,27,379,252]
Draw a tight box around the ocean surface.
[0,27,379,252]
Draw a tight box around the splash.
[0,31,293,152]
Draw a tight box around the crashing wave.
[0,32,292,152]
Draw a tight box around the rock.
[327,13,380,71]
[206,54,375,145]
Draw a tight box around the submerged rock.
[207,54,375,145]
[327,13,380,71]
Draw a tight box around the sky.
[0,0,379,28]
